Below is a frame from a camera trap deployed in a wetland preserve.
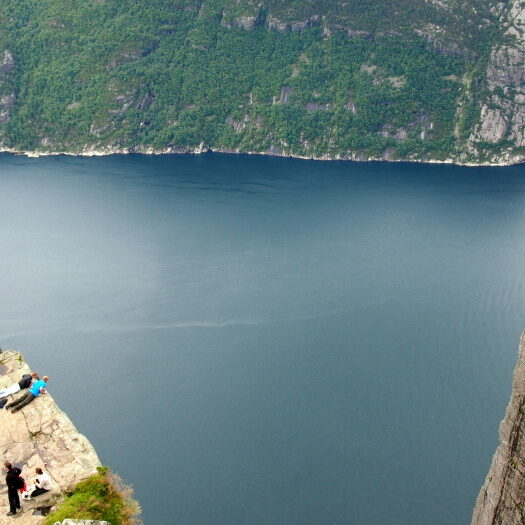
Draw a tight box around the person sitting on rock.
[23,468,51,499]
[6,376,48,413]
[0,372,39,401]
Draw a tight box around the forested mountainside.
[0,0,523,164]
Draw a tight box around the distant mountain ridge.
[0,0,522,164]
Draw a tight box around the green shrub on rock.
[44,466,141,525]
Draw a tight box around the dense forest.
[0,0,522,163]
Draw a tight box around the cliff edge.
[472,332,525,524]
[0,351,100,524]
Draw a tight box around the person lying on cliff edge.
[0,372,39,403]
[4,461,23,516]
[5,376,48,413]
[22,467,51,500]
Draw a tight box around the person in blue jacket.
[6,376,48,413]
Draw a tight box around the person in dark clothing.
[17,374,36,389]
[0,372,39,400]
[4,462,22,516]
[6,376,48,413]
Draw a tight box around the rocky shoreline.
[0,144,522,168]
[0,351,100,524]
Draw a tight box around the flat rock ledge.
[0,351,101,524]
[472,331,525,524]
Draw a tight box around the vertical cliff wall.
[472,332,525,525]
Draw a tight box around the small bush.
[44,466,141,525]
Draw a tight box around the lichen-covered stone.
[0,351,100,524]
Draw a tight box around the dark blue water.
[1,153,524,524]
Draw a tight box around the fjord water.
[1,153,524,524]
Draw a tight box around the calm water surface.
[1,153,524,524]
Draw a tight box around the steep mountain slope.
[0,0,522,164]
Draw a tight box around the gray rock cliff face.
[468,0,525,159]
[0,351,101,524]
[472,331,525,524]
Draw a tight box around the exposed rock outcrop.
[272,86,293,105]
[472,331,525,524]
[221,10,266,31]
[0,351,100,524]
[267,14,321,33]
[0,51,14,75]
[0,94,15,124]
[414,24,465,56]
[0,50,15,127]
